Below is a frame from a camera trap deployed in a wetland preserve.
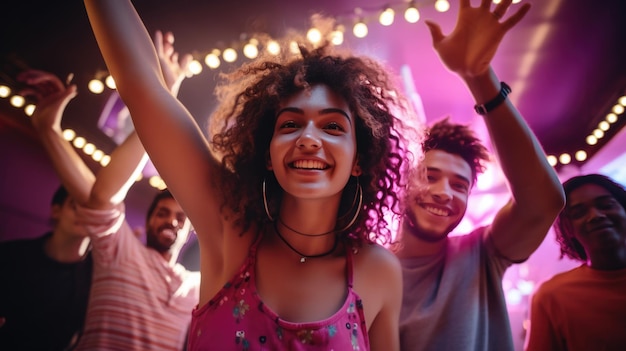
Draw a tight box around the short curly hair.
[208,23,413,247]
[554,174,626,262]
[421,117,490,186]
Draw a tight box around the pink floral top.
[187,235,369,350]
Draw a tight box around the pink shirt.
[75,204,200,351]
[187,235,369,350]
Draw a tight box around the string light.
[434,0,450,12]
[306,28,322,44]
[606,113,618,124]
[0,85,10,98]
[353,20,368,38]
[72,137,86,149]
[105,75,116,90]
[83,143,96,155]
[100,155,111,167]
[92,149,104,162]
[205,50,221,69]
[88,79,105,94]
[10,95,25,108]
[188,60,203,75]
[1,0,621,173]
[243,39,259,59]
[330,27,344,45]
[24,104,35,116]
[404,3,420,23]
[379,7,395,26]
[222,48,237,62]
[586,135,598,145]
[547,155,557,167]
[266,40,281,55]
[62,129,76,141]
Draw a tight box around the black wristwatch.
[474,82,512,115]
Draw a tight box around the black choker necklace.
[273,221,339,263]
[278,217,337,237]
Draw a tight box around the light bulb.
[222,48,237,63]
[404,6,420,23]
[353,21,368,38]
[379,8,395,26]
[435,0,450,12]
[88,79,105,94]
[205,53,221,68]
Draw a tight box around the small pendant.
[300,257,306,263]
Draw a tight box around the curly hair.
[421,117,490,185]
[207,22,414,247]
[554,174,626,262]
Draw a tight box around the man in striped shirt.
[36,30,200,350]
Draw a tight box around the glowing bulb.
[330,29,344,45]
[559,153,571,165]
[92,149,104,162]
[575,150,587,162]
[135,173,143,182]
[24,104,36,116]
[612,104,625,115]
[306,28,322,44]
[149,176,161,188]
[83,143,96,155]
[105,75,116,89]
[150,176,167,190]
[88,79,105,94]
[243,42,259,59]
[205,53,221,68]
[606,113,618,123]
[100,155,111,167]
[547,155,557,167]
[266,40,281,55]
[353,21,368,38]
[379,8,395,26]
[435,0,450,12]
[62,129,76,141]
[404,6,420,23]
[73,136,86,149]
[593,129,604,139]
[586,135,597,145]
[222,48,237,63]
[10,95,25,108]
[0,85,11,98]
[598,121,610,131]
[188,60,203,75]
[619,96,626,106]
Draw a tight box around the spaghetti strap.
[346,242,355,289]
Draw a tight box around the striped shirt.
[75,204,200,351]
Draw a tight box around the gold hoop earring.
[336,177,363,233]
[262,178,274,221]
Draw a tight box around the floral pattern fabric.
[187,236,369,351]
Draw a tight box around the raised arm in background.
[426,0,565,261]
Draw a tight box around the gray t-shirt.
[399,226,514,351]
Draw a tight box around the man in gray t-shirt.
[394,3,565,351]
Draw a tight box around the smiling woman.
[84,0,415,349]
